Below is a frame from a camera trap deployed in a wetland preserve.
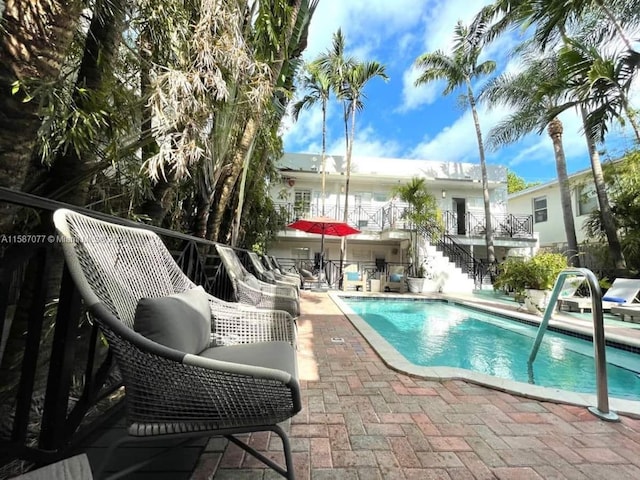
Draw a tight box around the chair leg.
[96,425,295,480]
[225,425,295,479]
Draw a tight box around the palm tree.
[482,54,581,266]
[292,62,332,214]
[476,0,629,272]
[477,0,640,52]
[340,60,388,224]
[414,20,497,263]
[316,28,355,152]
[554,38,640,143]
[0,1,83,197]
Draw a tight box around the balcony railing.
[276,202,534,239]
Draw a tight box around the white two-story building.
[507,164,604,251]
[269,153,537,291]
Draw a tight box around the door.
[453,198,466,235]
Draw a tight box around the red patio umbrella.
[287,216,360,278]
[287,216,360,237]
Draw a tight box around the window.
[533,196,547,223]
[294,190,311,217]
[373,192,387,202]
[577,186,598,216]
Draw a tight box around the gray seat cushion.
[134,286,211,354]
[199,341,297,378]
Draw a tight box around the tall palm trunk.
[467,82,495,263]
[595,0,635,52]
[547,117,580,266]
[34,0,126,205]
[580,106,626,273]
[321,100,327,215]
[0,0,82,230]
[338,100,356,284]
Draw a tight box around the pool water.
[345,298,640,401]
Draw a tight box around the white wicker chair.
[216,245,300,317]
[53,209,301,480]
[263,255,302,284]
[246,251,300,292]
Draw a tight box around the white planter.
[407,277,425,293]
[524,289,551,314]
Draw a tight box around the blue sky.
[281,0,638,183]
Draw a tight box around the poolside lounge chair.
[216,245,300,317]
[342,264,367,292]
[610,304,640,323]
[52,209,301,480]
[298,267,320,290]
[380,265,407,293]
[559,277,640,313]
[246,251,300,292]
[263,255,302,284]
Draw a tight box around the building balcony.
[275,201,534,239]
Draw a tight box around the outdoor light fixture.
[441,190,446,198]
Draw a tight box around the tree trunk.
[207,119,255,243]
[595,0,635,52]
[580,106,626,273]
[339,99,357,285]
[33,0,126,206]
[0,0,82,190]
[467,82,495,263]
[137,175,176,225]
[547,117,580,266]
[0,0,82,230]
[321,100,327,215]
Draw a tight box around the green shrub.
[494,252,568,294]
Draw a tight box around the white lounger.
[559,277,640,313]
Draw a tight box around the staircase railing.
[416,222,489,287]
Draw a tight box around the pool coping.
[330,291,640,419]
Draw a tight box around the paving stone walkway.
[192,292,640,480]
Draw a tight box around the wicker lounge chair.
[247,251,300,291]
[216,245,300,317]
[53,209,301,480]
[263,255,302,285]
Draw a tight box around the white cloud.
[304,0,427,60]
[324,124,403,160]
[397,0,497,112]
[397,65,442,112]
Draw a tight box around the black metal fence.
[275,201,533,238]
[0,188,249,474]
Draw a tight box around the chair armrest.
[208,300,297,347]
[236,281,300,317]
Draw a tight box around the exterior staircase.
[416,223,489,293]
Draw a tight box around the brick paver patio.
[192,292,640,480]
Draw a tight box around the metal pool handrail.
[528,268,619,422]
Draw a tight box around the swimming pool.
[341,297,640,402]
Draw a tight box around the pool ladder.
[529,268,620,422]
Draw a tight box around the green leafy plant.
[392,177,442,276]
[494,252,568,294]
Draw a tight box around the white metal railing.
[529,268,619,422]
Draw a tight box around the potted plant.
[494,252,568,313]
[406,264,426,293]
[393,178,442,294]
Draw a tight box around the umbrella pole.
[319,231,326,286]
